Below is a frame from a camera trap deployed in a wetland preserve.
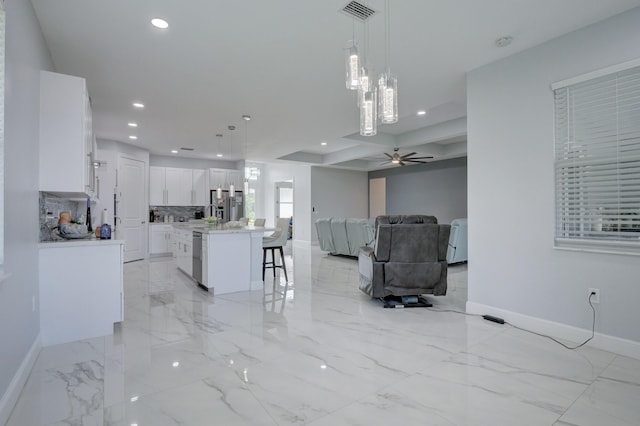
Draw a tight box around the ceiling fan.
[383,148,433,166]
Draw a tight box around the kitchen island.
[172,224,274,295]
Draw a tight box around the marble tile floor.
[7,244,640,425]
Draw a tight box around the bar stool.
[262,217,290,281]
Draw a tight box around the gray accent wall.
[467,7,640,343]
[369,157,467,225]
[1,0,54,405]
[310,167,369,242]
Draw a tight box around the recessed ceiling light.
[128,122,138,127]
[132,102,144,108]
[172,361,180,368]
[129,135,137,140]
[151,18,169,29]
[320,142,327,146]
[417,110,427,116]
[217,153,223,157]
[495,36,513,48]
[171,150,178,154]
[242,115,251,121]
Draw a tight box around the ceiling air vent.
[180,147,194,151]
[341,1,377,22]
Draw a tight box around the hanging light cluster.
[344,0,398,136]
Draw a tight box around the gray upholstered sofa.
[447,218,468,264]
[315,217,375,257]
[359,215,450,298]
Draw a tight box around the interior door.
[118,156,146,262]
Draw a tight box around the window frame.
[552,58,640,256]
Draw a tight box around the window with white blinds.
[553,62,640,250]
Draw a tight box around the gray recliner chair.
[359,215,450,306]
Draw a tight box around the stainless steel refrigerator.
[209,190,244,222]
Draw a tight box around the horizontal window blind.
[554,65,640,244]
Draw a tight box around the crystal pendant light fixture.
[378,0,398,123]
[359,4,376,136]
[360,89,377,136]
[357,66,372,108]
[345,39,360,90]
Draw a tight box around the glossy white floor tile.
[7,245,640,425]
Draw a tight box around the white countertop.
[39,238,125,248]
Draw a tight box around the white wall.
[0,0,53,414]
[261,163,311,243]
[467,8,640,347]
[369,157,467,224]
[310,167,368,242]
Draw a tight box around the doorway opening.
[275,181,293,239]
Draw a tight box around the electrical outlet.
[588,288,600,304]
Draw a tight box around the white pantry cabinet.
[39,70,97,198]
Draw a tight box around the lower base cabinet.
[39,241,124,346]
[173,228,193,277]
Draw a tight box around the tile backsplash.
[149,206,205,223]
[39,192,84,241]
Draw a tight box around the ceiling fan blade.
[399,160,406,166]
[405,160,429,164]
[407,156,434,160]
[384,153,393,159]
[401,152,417,159]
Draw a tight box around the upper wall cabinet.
[39,71,96,198]
[150,166,209,206]
[209,169,244,191]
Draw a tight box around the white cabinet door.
[192,169,208,206]
[149,167,166,205]
[166,168,192,206]
[39,71,92,195]
[150,225,172,255]
[228,170,244,189]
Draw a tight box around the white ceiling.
[31,0,640,170]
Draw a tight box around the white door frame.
[274,181,294,222]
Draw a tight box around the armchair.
[359,216,450,305]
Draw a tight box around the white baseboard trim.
[0,333,41,425]
[467,302,640,360]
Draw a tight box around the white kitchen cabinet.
[39,70,97,198]
[39,240,124,346]
[192,169,208,205]
[150,167,208,206]
[149,224,173,255]
[227,170,244,189]
[166,167,193,206]
[208,168,244,191]
[174,227,193,276]
[149,166,166,205]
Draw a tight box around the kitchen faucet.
[204,203,218,218]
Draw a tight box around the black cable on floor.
[425,293,597,351]
[506,294,596,350]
